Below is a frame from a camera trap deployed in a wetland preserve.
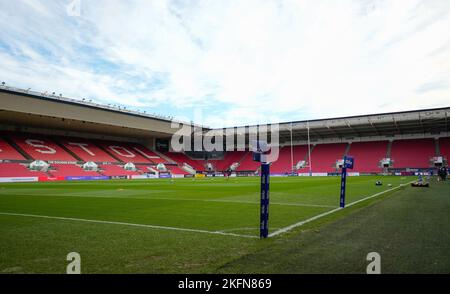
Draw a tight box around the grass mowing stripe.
[0,212,258,239]
[269,181,415,237]
[0,192,335,208]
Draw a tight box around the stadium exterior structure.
[1,85,449,147]
[0,84,449,181]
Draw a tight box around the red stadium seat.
[48,164,101,177]
[127,144,169,164]
[9,134,76,161]
[439,137,450,162]
[390,139,436,168]
[95,140,153,163]
[0,138,26,160]
[163,152,206,171]
[347,141,388,173]
[270,145,309,174]
[309,143,347,173]
[0,162,48,177]
[167,165,190,175]
[210,151,246,171]
[57,138,118,163]
[236,151,260,172]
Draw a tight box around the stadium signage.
[159,172,172,178]
[131,174,158,179]
[47,160,77,164]
[65,176,109,181]
[110,175,128,180]
[38,176,64,182]
[344,156,354,169]
[0,177,38,183]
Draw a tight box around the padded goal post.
[251,140,271,238]
[340,156,354,208]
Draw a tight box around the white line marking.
[218,227,280,233]
[207,199,334,208]
[0,192,334,208]
[268,181,414,237]
[0,212,258,239]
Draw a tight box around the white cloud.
[0,0,449,127]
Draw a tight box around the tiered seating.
[390,139,435,168]
[309,143,347,173]
[439,137,450,161]
[347,141,388,173]
[163,152,205,171]
[0,138,26,160]
[270,145,309,174]
[128,144,168,164]
[0,163,48,177]
[211,151,246,171]
[57,138,118,163]
[95,141,153,163]
[10,134,76,161]
[236,152,260,171]
[99,165,140,176]
[48,164,101,177]
[167,165,190,175]
[136,165,155,173]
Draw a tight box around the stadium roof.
[274,107,450,143]
[1,85,449,143]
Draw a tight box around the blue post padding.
[260,163,270,238]
[340,167,347,208]
[344,156,354,169]
[339,156,353,208]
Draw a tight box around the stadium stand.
[347,141,388,173]
[270,145,309,174]
[166,165,190,175]
[9,134,76,161]
[309,143,347,173]
[0,162,48,177]
[99,164,140,176]
[95,140,153,163]
[390,138,436,168]
[163,152,206,171]
[136,165,158,174]
[439,137,450,161]
[128,144,169,164]
[210,151,246,171]
[48,164,101,177]
[57,138,118,163]
[0,138,26,160]
[236,151,260,172]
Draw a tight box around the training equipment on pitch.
[252,140,270,239]
[411,174,430,187]
[340,156,354,208]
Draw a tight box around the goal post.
[251,140,270,238]
[340,156,354,208]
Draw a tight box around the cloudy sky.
[1,0,449,127]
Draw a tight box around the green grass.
[1,175,446,273]
[217,179,450,273]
